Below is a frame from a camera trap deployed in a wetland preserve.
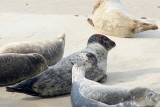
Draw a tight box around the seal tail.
[6,77,39,96]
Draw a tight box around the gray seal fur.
[6,34,116,97]
[71,64,160,107]
[0,33,65,66]
[0,53,48,86]
[71,64,132,107]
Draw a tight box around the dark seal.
[0,53,48,86]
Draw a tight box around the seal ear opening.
[86,52,94,58]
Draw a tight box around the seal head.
[129,87,160,107]
[87,34,116,50]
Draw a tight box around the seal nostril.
[111,41,116,47]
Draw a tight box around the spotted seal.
[6,34,116,97]
[88,0,158,37]
[71,64,160,107]
[0,53,48,86]
[0,33,65,66]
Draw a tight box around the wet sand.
[0,0,160,107]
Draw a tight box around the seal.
[71,64,132,107]
[88,0,158,37]
[6,34,116,97]
[0,33,65,66]
[0,53,48,86]
[71,64,160,107]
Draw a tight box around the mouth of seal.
[109,40,116,48]
[151,94,160,103]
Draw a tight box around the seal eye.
[147,92,155,99]
[102,38,107,46]
[149,92,154,97]
[102,38,107,43]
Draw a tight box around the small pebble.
[141,17,147,19]
[74,14,79,17]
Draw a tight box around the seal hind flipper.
[132,20,158,33]
[6,77,39,96]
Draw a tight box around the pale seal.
[0,33,65,66]
[6,34,116,97]
[71,64,160,107]
[88,0,158,38]
[0,53,48,86]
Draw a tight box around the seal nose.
[110,41,116,47]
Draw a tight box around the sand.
[0,0,160,107]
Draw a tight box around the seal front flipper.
[87,18,94,27]
[6,77,39,96]
[85,68,107,82]
[98,74,107,83]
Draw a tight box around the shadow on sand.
[107,67,160,85]
[22,95,70,101]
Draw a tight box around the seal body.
[0,33,65,65]
[71,65,133,107]
[71,65,160,107]
[0,53,48,86]
[6,34,116,97]
[88,0,158,37]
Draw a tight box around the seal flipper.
[6,77,39,96]
[132,20,158,34]
[87,18,94,27]
[92,0,104,14]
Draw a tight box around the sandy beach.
[0,0,160,107]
